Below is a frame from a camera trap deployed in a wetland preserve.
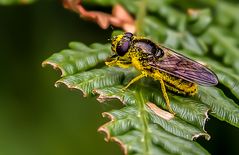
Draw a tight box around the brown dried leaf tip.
[63,0,135,33]
[147,102,174,120]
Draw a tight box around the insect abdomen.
[165,81,197,95]
[150,69,198,95]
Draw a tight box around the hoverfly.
[105,32,218,114]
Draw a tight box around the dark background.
[0,1,238,155]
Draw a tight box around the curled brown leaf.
[63,0,135,33]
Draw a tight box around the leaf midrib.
[137,91,151,155]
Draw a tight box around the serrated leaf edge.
[42,61,65,77]
[98,112,128,155]
[55,80,91,96]
[95,88,211,141]
[44,56,211,142]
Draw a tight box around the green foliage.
[43,0,239,154]
[43,42,238,154]
[0,0,35,5]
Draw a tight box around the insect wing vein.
[149,47,218,86]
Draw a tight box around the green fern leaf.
[0,0,35,5]
[42,42,111,77]
[43,0,239,154]
[43,41,239,154]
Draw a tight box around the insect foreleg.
[123,74,146,90]
[105,57,131,68]
[159,79,175,115]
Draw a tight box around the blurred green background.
[0,1,238,155]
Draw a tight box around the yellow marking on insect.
[106,32,217,114]
[151,70,198,96]
[105,59,131,68]
[131,56,144,71]
[111,34,124,52]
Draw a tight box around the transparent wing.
[148,45,218,86]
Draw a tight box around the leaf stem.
[136,89,150,155]
[136,0,148,35]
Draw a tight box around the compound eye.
[116,40,130,56]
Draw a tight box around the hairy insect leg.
[105,58,131,69]
[159,79,176,115]
[122,74,146,90]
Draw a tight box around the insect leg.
[123,74,146,90]
[105,57,132,68]
[159,79,175,115]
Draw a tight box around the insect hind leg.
[159,79,176,115]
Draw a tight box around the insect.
[105,32,218,114]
